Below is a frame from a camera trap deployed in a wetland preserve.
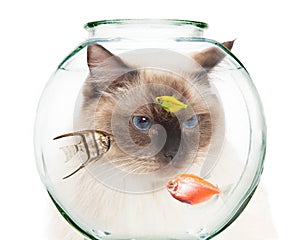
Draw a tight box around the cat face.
[80,43,231,176]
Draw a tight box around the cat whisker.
[90,156,137,173]
[121,164,146,180]
[121,160,141,172]
[99,159,141,182]
[64,155,135,179]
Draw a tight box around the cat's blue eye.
[132,116,152,131]
[183,115,199,129]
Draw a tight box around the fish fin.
[182,199,193,205]
[62,164,85,179]
[53,132,76,140]
[62,154,101,179]
[161,105,170,112]
[171,93,181,101]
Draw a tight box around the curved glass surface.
[34,19,266,240]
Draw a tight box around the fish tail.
[59,144,80,162]
[218,184,233,202]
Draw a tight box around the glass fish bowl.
[34,19,266,240]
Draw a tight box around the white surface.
[1,0,299,239]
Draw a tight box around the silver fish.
[54,130,112,179]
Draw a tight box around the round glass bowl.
[34,19,266,240]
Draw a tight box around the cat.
[48,42,277,240]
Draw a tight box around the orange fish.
[167,174,221,205]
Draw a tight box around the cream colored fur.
[46,45,277,240]
[47,139,277,240]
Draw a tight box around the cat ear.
[87,44,128,71]
[193,40,235,70]
[84,44,135,100]
[87,44,113,68]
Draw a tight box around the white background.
[1,0,299,239]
